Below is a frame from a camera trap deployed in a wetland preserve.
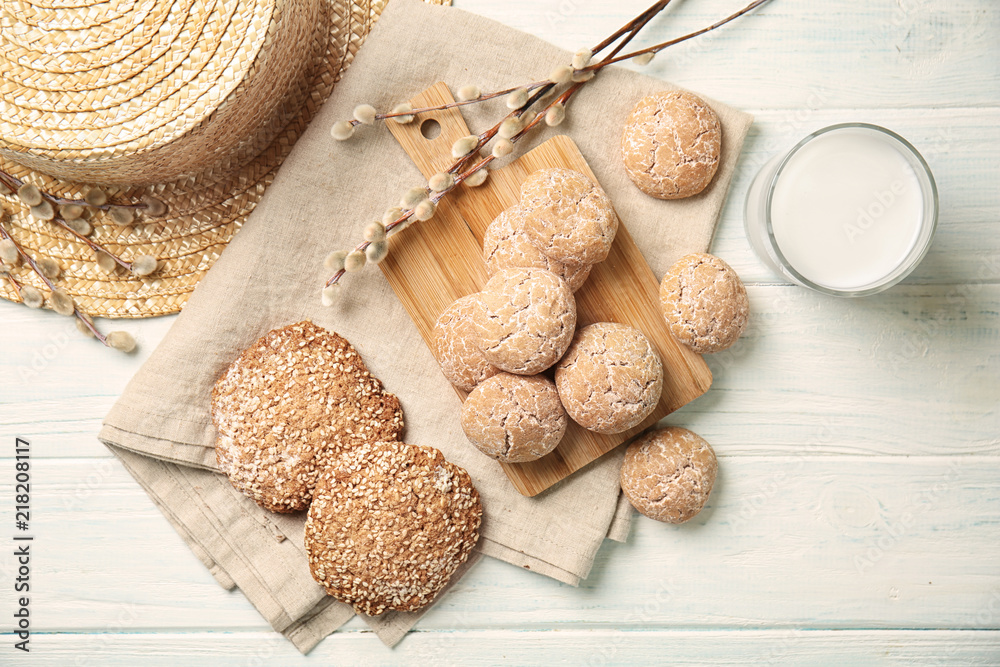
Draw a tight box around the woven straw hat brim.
[1,0,449,318]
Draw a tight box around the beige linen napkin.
[99,0,751,653]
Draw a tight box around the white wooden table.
[2,0,998,664]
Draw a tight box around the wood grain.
[1,0,998,662]
[383,82,712,496]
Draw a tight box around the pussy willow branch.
[0,168,136,270]
[326,0,770,288]
[0,168,149,211]
[0,224,108,344]
[586,0,770,69]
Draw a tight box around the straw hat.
[0,0,448,318]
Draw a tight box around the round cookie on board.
[305,440,482,616]
[620,427,718,524]
[621,90,722,200]
[473,267,577,375]
[433,294,501,392]
[211,321,404,513]
[483,206,592,292]
[461,373,568,463]
[519,168,619,265]
[554,322,663,435]
[659,253,749,354]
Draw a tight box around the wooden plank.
[382,83,711,496]
[3,281,998,460]
[12,456,999,632]
[20,630,1000,666]
[459,0,1000,110]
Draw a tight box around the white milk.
[745,124,937,296]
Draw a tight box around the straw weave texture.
[0,0,450,318]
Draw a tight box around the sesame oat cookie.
[659,253,749,354]
[305,440,482,616]
[460,373,567,463]
[620,426,718,524]
[211,321,404,513]
[621,90,722,200]
[554,322,663,435]
[483,206,591,292]
[472,267,577,375]
[433,294,501,393]
[519,168,619,265]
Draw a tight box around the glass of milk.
[744,123,938,296]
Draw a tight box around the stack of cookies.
[211,321,482,616]
[432,168,665,464]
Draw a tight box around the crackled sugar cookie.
[620,427,718,524]
[211,321,404,513]
[433,294,500,392]
[621,90,722,199]
[659,253,749,354]
[555,322,663,434]
[519,168,619,265]
[461,373,567,463]
[473,267,576,375]
[483,206,592,292]
[305,441,482,616]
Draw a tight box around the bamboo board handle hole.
[420,118,442,140]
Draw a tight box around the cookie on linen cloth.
[211,321,404,513]
[472,267,576,375]
[305,440,482,616]
[621,90,722,199]
[483,206,591,292]
[460,373,567,463]
[554,322,663,435]
[659,253,749,354]
[433,294,500,392]
[620,426,718,524]
[519,168,619,265]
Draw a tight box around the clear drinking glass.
[744,123,938,297]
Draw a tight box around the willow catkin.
[331,121,355,141]
[364,221,387,243]
[142,195,168,217]
[131,255,158,277]
[464,169,489,187]
[353,104,377,125]
[50,289,75,316]
[506,88,529,109]
[550,65,573,84]
[401,187,428,209]
[96,251,117,273]
[84,188,107,207]
[457,85,481,101]
[0,239,19,265]
[451,135,479,158]
[60,204,85,220]
[634,51,656,66]
[413,200,436,221]
[106,331,137,353]
[20,285,43,309]
[66,218,93,236]
[30,201,55,220]
[109,206,133,226]
[391,103,415,124]
[429,172,455,192]
[17,184,42,207]
[37,257,61,279]
[344,250,366,272]
[365,241,389,264]
[498,117,522,139]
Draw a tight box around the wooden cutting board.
[381,82,712,496]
